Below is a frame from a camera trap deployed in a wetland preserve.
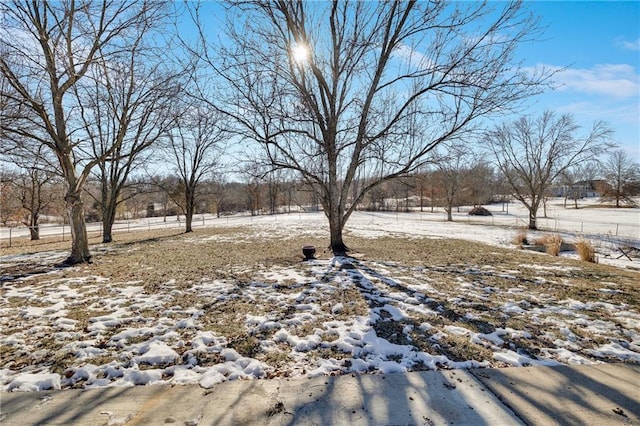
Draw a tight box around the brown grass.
[575,238,597,263]
[2,225,639,377]
[512,230,528,247]
[534,234,563,256]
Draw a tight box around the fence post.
[9,228,11,248]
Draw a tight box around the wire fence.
[362,209,640,249]
[2,210,639,250]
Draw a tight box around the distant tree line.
[3,148,638,237]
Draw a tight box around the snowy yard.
[1,201,639,392]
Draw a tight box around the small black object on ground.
[302,245,316,261]
[468,206,492,216]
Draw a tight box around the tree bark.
[185,210,193,233]
[102,204,116,243]
[100,178,116,243]
[527,201,539,230]
[65,190,92,264]
[328,212,348,256]
[27,210,40,241]
[185,189,194,233]
[29,225,40,241]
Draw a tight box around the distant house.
[551,180,605,198]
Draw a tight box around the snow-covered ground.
[1,199,639,392]
[2,197,639,244]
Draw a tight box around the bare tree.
[0,167,22,226]
[558,162,598,209]
[200,0,550,254]
[165,108,226,232]
[432,145,476,221]
[16,163,60,240]
[76,22,182,243]
[209,173,228,218]
[485,111,613,229]
[245,175,264,216]
[412,167,432,213]
[599,149,640,207]
[388,177,414,213]
[466,161,495,207]
[151,175,183,220]
[0,0,168,264]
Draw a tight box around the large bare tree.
[0,0,168,263]
[202,0,551,254]
[485,111,613,229]
[76,22,182,243]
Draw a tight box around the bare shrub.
[575,238,597,263]
[513,230,528,248]
[535,234,563,256]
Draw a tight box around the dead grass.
[2,225,639,377]
[512,230,528,248]
[575,238,597,263]
[534,234,563,256]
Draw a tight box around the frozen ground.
[2,197,639,246]
[0,200,638,392]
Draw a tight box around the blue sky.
[517,0,639,160]
[192,1,639,162]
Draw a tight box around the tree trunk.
[185,211,193,232]
[102,204,116,243]
[65,190,92,264]
[185,190,194,233]
[326,198,349,256]
[28,211,40,240]
[101,177,114,243]
[29,225,40,240]
[528,206,538,230]
[328,216,348,256]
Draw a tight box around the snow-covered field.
[2,197,639,245]
[1,199,639,392]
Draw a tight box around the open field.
[1,206,639,392]
[2,197,639,247]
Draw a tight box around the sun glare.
[291,44,309,64]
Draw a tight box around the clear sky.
[192,0,640,162]
[516,0,639,160]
